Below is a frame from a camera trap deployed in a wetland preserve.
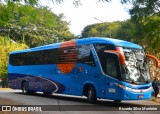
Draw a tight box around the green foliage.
[81,21,133,40]
[81,16,159,60]
[115,20,135,41]
[0,0,80,6]
[0,2,73,47]
[143,15,160,54]
[128,0,160,58]
[0,1,73,86]
[0,0,133,8]
[82,0,160,59]
[0,36,28,87]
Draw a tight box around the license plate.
[138,95,144,98]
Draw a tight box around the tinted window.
[94,44,115,53]
[10,49,59,66]
[98,52,120,79]
[106,58,117,78]
[10,45,95,66]
[58,46,77,64]
[77,45,95,67]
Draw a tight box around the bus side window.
[106,58,117,78]
[77,45,95,67]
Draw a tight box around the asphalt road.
[0,90,160,114]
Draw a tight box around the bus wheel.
[22,82,29,94]
[87,86,97,104]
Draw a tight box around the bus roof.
[10,37,142,54]
[77,37,142,49]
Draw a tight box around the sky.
[42,0,132,35]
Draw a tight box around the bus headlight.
[116,84,152,93]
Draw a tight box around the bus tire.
[22,82,29,95]
[87,86,97,104]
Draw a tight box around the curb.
[0,88,12,90]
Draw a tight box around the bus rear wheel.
[22,82,29,94]
[87,86,97,104]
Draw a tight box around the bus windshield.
[120,47,150,84]
[94,44,151,85]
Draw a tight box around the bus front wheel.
[87,86,97,104]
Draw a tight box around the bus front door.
[99,52,121,100]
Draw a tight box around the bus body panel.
[8,37,153,101]
[100,76,152,100]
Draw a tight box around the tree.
[0,0,82,6]
[115,20,135,41]
[0,36,28,87]
[128,0,160,58]
[0,0,132,7]
[81,21,127,39]
[0,2,73,47]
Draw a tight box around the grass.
[150,96,160,104]
[150,97,157,102]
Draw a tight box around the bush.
[0,36,28,87]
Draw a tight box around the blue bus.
[8,37,159,103]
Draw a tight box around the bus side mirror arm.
[146,54,159,69]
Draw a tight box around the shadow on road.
[10,91,160,111]
[15,92,144,107]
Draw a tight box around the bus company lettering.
[27,107,42,111]
[11,106,42,111]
